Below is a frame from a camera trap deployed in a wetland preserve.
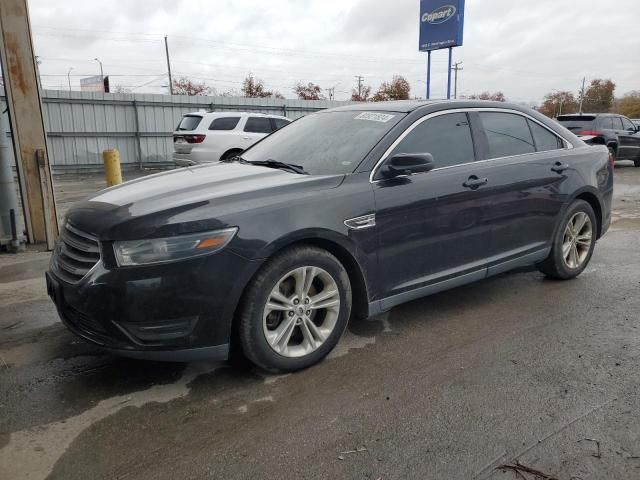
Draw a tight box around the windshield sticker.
[355,112,396,123]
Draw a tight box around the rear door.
[471,111,568,274]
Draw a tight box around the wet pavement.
[1,164,639,480]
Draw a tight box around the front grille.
[52,223,101,283]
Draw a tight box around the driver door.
[373,111,491,309]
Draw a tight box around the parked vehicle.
[173,112,291,166]
[632,119,640,128]
[556,113,640,166]
[47,101,613,372]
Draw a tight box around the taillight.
[579,130,603,136]
[184,134,206,144]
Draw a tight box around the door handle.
[463,176,488,189]
[551,162,569,173]
[242,136,251,140]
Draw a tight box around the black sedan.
[46,100,613,372]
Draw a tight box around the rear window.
[209,117,240,131]
[556,115,595,132]
[244,117,274,134]
[528,120,564,151]
[177,115,202,131]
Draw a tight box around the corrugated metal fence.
[2,90,351,173]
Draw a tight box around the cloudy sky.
[28,0,640,103]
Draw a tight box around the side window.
[527,120,564,152]
[599,117,614,130]
[244,117,274,133]
[611,117,624,130]
[390,112,475,169]
[208,117,240,131]
[273,118,290,130]
[621,117,635,131]
[479,112,535,158]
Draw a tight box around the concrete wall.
[1,91,352,173]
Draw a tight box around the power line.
[32,26,446,65]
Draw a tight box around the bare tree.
[242,73,283,99]
[613,90,640,118]
[294,82,325,100]
[537,91,579,117]
[468,91,506,102]
[582,79,616,112]
[172,77,212,96]
[351,84,372,102]
[372,75,411,102]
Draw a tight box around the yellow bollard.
[103,149,123,186]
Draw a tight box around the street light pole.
[67,67,73,91]
[94,57,104,91]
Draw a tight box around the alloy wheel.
[562,211,593,269]
[262,266,341,358]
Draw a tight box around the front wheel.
[536,200,597,280]
[238,246,352,372]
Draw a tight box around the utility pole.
[355,75,364,99]
[164,35,174,95]
[325,87,334,101]
[0,0,58,246]
[451,62,463,99]
[578,77,586,114]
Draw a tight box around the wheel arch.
[219,147,244,161]
[232,229,371,330]
[572,188,604,238]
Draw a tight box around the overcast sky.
[28,0,640,103]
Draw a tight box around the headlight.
[113,228,238,266]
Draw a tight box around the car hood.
[66,163,344,240]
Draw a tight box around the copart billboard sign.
[419,0,465,51]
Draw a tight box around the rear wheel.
[238,246,352,372]
[536,200,597,280]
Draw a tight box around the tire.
[607,145,616,162]
[536,199,597,280]
[238,246,352,372]
[634,158,640,168]
[220,149,243,161]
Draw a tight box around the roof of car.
[324,99,535,113]
[557,113,618,118]
[184,111,288,119]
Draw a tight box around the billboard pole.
[426,51,432,99]
[446,47,453,99]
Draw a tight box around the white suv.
[173,112,291,166]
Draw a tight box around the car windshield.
[240,110,404,175]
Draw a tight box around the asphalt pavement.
[1,163,639,480]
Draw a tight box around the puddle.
[0,361,217,480]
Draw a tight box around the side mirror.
[382,153,435,178]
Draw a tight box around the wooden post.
[0,0,58,246]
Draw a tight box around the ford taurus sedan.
[46,100,613,372]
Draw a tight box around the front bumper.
[46,249,260,362]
